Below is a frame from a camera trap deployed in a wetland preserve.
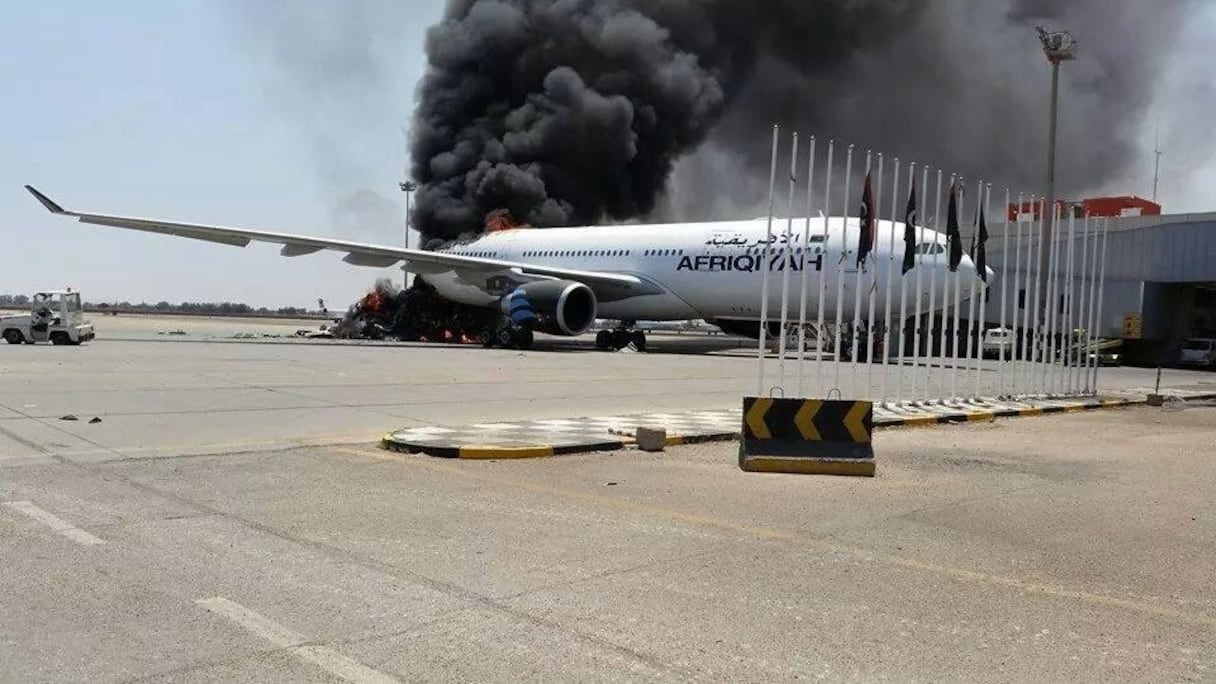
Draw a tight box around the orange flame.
[360,290,383,313]
[485,209,529,233]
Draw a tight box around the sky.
[2,1,444,309]
[2,1,1214,309]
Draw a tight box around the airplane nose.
[985,266,996,283]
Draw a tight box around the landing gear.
[489,322,534,350]
[595,323,646,351]
[515,327,534,350]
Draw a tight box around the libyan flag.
[901,182,918,275]
[945,183,963,272]
[972,204,989,281]
[857,172,875,268]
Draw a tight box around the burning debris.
[333,278,498,344]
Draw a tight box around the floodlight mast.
[399,180,417,287]
[1035,26,1077,339]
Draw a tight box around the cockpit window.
[916,242,945,255]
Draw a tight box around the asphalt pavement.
[1,404,1213,680]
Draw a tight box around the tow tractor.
[1,290,95,345]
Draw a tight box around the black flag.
[857,172,875,268]
[973,205,989,282]
[901,182,918,275]
[946,184,963,272]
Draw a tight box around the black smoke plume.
[412,0,1201,239]
[410,0,740,242]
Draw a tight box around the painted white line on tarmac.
[2,501,104,545]
[196,597,398,684]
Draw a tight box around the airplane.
[24,185,990,351]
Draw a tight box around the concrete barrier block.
[635,426,667,452]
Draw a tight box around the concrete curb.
[875,397,1138,428]
[379,430,738,459]
[380,393,1215,460]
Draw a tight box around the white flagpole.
[1053,208,1068,396]
[998,188,1010,398]
[832,144,854,391]
[973,184,991,400]
[879,158,900,405]
[1055,204,1065,394]
[866,153,885,400]
[915,166,933,402]
[1028,200,1043,396]
[1036,201,1049,397]
[1028,198,1042,397]
[1042,207,1059,396]
[777,132,799,389]
[967,181,985,400]
[878,158,899,404]
[1092,218,1110,393]
[1072,211,1091,395]
[756,124,780,395]
[850,151,871,397]
[930,170,946,403]
[1089,212,1108,394]
[895,162,915,404]
[965,184,980,400]
[950,179,965,403]
[817,141,835,394]
[796,136,816,396]
[1014,194,1028,397]
[1051,208,1065,396]
[1059,208,1076,395]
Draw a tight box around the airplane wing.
[25,186,661,302]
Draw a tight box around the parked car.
[1179,337,1216,368]
[981,327,1015,359]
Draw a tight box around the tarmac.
[2,319,1215,680]
[1,318,1213,464]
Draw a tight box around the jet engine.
[500,280,597,336]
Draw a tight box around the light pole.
[1036,26,1076,320]
[399,180,416,288]
[1152,123,1162,202]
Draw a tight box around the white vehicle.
[981,327,1015,359]
[1179,338,1216,368]
[26,185,989,350]
[1,290,95,345]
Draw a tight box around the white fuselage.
[424,217,986,323]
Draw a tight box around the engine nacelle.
[500,280,597,336]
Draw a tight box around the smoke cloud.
[413,0,1207,239]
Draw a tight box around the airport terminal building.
[980,197,1216,365]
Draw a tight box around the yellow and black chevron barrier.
[738,397,875,477]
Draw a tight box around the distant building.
[979,198,1216,364]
